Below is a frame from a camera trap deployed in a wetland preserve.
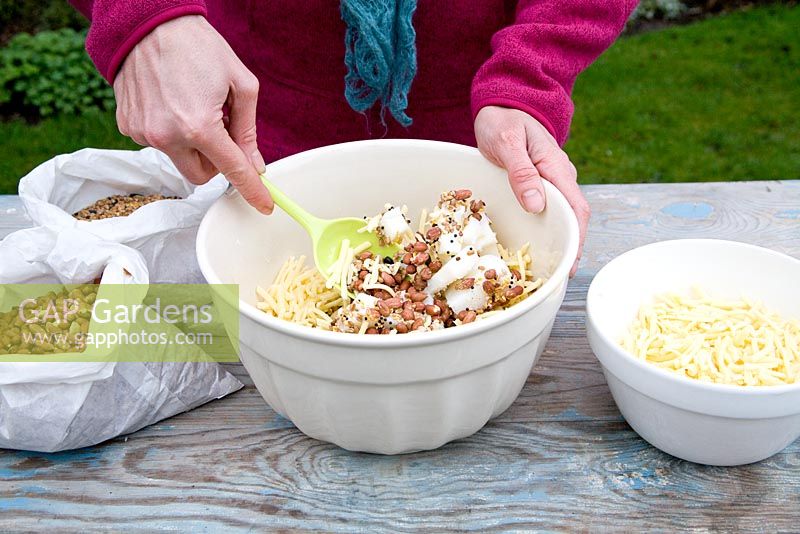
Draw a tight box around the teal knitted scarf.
[340,0,418,127]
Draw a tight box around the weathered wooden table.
[1,181,799,531]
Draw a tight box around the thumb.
[492,132,546,214]
[196,122,273,214]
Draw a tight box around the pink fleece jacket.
[70,1,635,163]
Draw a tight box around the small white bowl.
[587,239,800,466]
[197,140,579,454]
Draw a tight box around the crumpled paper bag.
[0,225,242,452]
[18,147,228,283]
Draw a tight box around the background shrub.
[630,0,793,22]
[631,0,688,21]
[0,0,87,46]
[0,29,114,118]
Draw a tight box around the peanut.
[410,292,428,302]
[373,289,391,300]
[383,297,402,308]
[420,267,433,281]
[412,252,430,265]
[454,189,472,200]
[425,304,441,316]
[456,277,475,290]
[505,285,524,299]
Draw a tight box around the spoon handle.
[260,174,323,236]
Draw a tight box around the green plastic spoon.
[260,174,401,276]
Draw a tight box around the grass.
[0,111,136,193]
[567,3,800,183]
[0,4,798,194]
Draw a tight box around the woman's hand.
[114,15,273,214]
[474,106,589,276]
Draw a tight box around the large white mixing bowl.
[587,239,800,466]
[197,140,579,454]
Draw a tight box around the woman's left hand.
[474,106,589,277]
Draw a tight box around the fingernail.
[251,150,266,174]
[258,196,274,215]
[522,189,545,213]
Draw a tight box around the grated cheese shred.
[621,288,800,386]
[256,255,341,329]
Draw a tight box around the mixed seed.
[333,189,531,335]
[73,194,179,220]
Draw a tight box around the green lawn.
[0,111,137,193]
[0,4,798,194]
[566,4,800,183]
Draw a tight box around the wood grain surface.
[1,181,799,532]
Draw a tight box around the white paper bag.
[18,147,228,283]
[0,225,242,452]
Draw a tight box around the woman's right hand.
[113,15,273,214]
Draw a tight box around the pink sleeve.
[69,0,207,83]
[471,0,637,146]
